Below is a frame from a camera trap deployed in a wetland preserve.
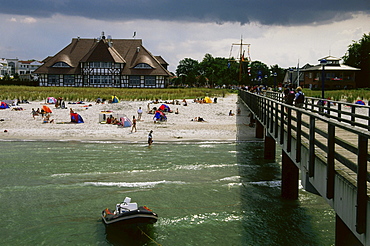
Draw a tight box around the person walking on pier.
[295,87,305,108]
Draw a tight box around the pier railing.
[239,89,370,236]
[264,90,370,131]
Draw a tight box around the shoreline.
[0,94,257,143]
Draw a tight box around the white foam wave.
[218,175,241,182]
[175,163,237,171]
[84,180,186,188]
[246,180,281,187]
[51,173,72,177]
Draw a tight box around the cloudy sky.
[0,0,369,72]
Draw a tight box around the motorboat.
[102,197,158,226]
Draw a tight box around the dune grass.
[303,89,370,103]
[0,86,230,102]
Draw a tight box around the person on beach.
[131,116,137,133]
[137,107,143,121]
[31,108,38,119]
[148,130,153,146]
[229,110,235,116]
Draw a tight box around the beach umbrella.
[42,105,52,113]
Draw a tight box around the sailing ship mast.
[230,37,251,83]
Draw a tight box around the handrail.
[239,89,370,234]
[263,90,370,131]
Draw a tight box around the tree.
[342,32,370,88]
[249,61,269,86]
[269,64,285,88]
[176,58,200,86]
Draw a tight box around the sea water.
[0,140,334,245]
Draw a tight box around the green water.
[0,140,334,245]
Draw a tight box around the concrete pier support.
[255,120,264,139]
[281,150,299,200]
[264,132,276,160]
[335,214,362,246]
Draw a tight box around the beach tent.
[111,96,119,103]
[154,110,167,121]
[119,116,132,127]
[0,101,9,109]
[204,97,212,103]
[42,105,52,113]
[100,112,124,123]
[46,97,57,104]
[70,113,84,123]
[355,100,366,105]
[159,104,171,112]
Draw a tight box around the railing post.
[327,124,335,199]
[270,100,274,134]
[309,116,315,177]
[280,104,285,145]
[287,107,292,153]
[274,102,279,138]
[356,135,368,234]
[368,106,370,131]
[266,99,270,130]
[296,111,302,163]
[351,106,356,126]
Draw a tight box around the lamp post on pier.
[272,72,277,90]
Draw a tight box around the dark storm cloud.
[1,0,369,25]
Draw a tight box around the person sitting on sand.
[43,114,54,124]
[191,117,205,122]
[229,110,235,116]
[106,115,113,124]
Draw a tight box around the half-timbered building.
[34,34,172,88]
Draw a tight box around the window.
[89,62,112,68]
[48,75,59,83]
[89,75,111,84]
[134,63,153,69]
[64,75,75,84]
[145,76,156,86]
[52,62,71,68]
[129,76,141,86]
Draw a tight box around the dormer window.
[134,63,153,69]
[52,62,71,68]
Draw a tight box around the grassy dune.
[0,86,230,102]
[303,89,370,103]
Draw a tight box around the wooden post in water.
[336,214,363,246]
[255,120,264,139]
[264,132,275,160]
[281,150,299,200]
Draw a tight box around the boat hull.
[102,206,158,226]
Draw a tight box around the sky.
[0,0,370,73]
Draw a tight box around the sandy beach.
[0,94,255,142]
